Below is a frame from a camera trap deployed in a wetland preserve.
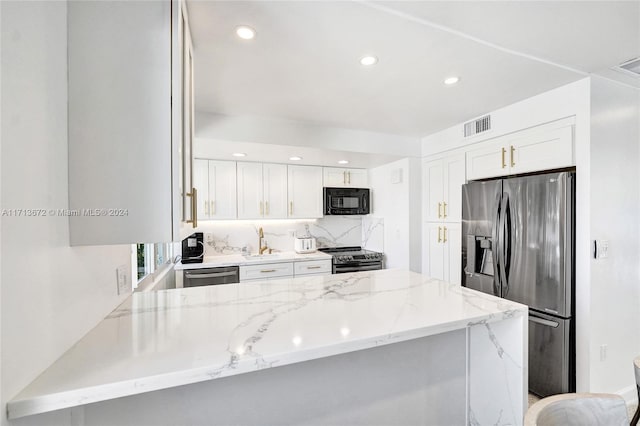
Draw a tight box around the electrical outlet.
[600,344,608,361]
[116,265,129,295]
[594,240,610,259]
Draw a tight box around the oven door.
[333,261,382,274]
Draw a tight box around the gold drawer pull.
[307,266,321,269]
[260,269,276,273]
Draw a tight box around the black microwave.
[324,187,370,215]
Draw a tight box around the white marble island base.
[9,270,527,426]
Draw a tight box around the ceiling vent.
[464,115,491,137]
[614,57,640,78]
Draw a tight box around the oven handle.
[334,264,382,273]
[184,271,238,279]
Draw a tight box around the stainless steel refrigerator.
[462,171,575,397]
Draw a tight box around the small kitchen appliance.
[294,236,317,253]
[181,232,204,264]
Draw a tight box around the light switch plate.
[116,265,129,295]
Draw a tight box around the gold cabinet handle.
[265,201,269,216]
[259,201,264,216]
[438,202,442,219]
[443,201,447,219]
[204,199,209,216]
[260,269,276,273]
[186,187,198,228]
[289,201,293,216]
[343,171,347,184]
[348,171,351,184]
[307,266,321,269]
[501,147,506,169]
[510,145,515,167]
[211,200,215,215]
[438,226,442,243]
[443,226,448,243]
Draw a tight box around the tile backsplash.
[192,216,381,256]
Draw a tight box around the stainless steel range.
[318,246,383,274]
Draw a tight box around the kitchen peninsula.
[8,269,527,425]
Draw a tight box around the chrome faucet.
[258,227,269,254]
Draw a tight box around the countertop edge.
[7,308,527,419]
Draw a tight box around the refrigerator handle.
[498,193,509,297]
[492,192,502,296]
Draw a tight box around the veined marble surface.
[8,269,526,419]
[174,251,332,271]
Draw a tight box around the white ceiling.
[188,1,639,138]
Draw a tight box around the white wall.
[196,112,421,158]
[369,158,421,271]
[588,76,640,398]
[0,2,132,424]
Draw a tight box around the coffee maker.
[181,232,204,264]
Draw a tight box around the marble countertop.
[174,250,332,270]
[8,269,527,419]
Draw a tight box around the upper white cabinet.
[323,167,368,188]
[237,162,288,219]
[466,120,574,181]
[288,166,323,218]
[68,0,192,245]
[194,159,236,220]
[423,154,465,222]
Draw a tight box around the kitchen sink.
[243,253,281,259]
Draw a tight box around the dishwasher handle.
[184,271,237,279]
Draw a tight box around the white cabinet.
[422,222,461,284]
[240,262,294,282]
[237,162,288,219]
[423,154,465,223]
[68,0,192,245]
[194,159,236,220]
[288,165,323,218]
[323,167,368,188]
[466,121,574,181]
[294,259,332,276]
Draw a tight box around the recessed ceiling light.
[338,160,349,165]
[236,26,256,40]
[360,56,378,66]
[289,156,302,161]
[232,152,246,157]
[444,76,460,85]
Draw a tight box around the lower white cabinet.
[294,259,332,276]
[240,262,294,282]
[423,222,461,285]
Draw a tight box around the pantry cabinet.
[193,159,236,220]
[422,222,461,285]
[288,165,323,219]
[237,162,288,219]
[466,121,574,181]
[68,0,194,245]
[323,167,368,188]
[423,154,465,223]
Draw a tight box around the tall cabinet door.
[237,162,264,219]
[263,163,287,218]
[209,160,237,219]
[443,223,462,285]
[423,223,445,280]
[193,159,210,219]
[443,155,466,222]
[423,159,444,222]
[288,165,323,218]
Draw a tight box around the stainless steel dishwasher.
[183,266,239,288]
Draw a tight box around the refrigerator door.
[461,180,503,296]
[502,172,574,317]
[529,310,575,397]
